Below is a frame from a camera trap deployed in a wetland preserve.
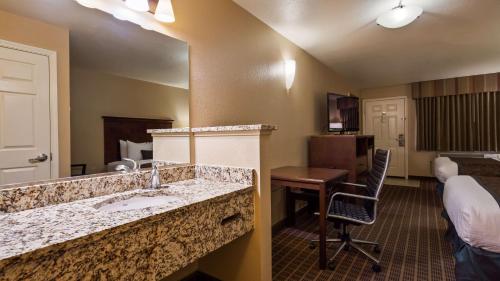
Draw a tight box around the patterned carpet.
[272,180,455,281]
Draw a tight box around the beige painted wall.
[359,84,436,177]
[70,67,189,174]
[159,0,355,226]
[0,9,71,177]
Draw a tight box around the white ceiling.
[0,0,189,89]
[234,0,500,89]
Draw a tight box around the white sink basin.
[96,193,184,212]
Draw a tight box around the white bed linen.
[434,157,458,183]
[484,153,500,162]
[444,176,500,253]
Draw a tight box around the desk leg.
[285,187,296,226]
[319,183,327,269]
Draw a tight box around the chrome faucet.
[115,158,139,173]
[122,158,138,171]
[149,161,161,189]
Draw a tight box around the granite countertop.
[191,124,278,133]
[0,178,252,261]
[147,127,191,134]
[147,124,278,135]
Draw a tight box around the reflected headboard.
[102,116,173,164]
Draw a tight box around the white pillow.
[126,140,152,161]
[119,140,128,160]
[434,157,458,183]
[484,154,500,162]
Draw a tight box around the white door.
[0,46,51,185]
[364,97,406,177]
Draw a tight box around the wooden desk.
[271,166,349,269]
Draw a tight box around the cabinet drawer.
[196,190,254,253]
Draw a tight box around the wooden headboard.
[102,116,173,164]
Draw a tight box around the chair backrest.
[366,149,391,198]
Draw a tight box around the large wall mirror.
[0,0,189,186]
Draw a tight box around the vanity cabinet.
[0,186,254,281]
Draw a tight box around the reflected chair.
[310,149,391,272]
[70,164,87,176]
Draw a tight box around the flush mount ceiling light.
[155,0,176,23]
[125,0,149,12]
[376,1,423,29]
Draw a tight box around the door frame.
[362,96,408,179]
[0,39,59,179]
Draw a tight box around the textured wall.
[160,0,356,226]
[70,68,189,173]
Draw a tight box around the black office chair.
[310,149,391,272]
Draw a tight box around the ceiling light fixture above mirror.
[74,0,176,27]
[155,0,175,23]
[376,0,423,29]
[125,0,149,12]
[76,0,96,8]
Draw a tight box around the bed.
[434,155,500,195]
[435,155,500,280]
[443,176,500,280]
[102,116,173,171]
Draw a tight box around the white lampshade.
[125,0,149,12]
[376,4,423,29]
[285,59,296,90]
[155,0,175,23]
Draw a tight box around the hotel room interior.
[0,0,498,280]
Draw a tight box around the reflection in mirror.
[0,0,189,186]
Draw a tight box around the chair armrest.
[327,192,378,216]
[331,192,378,201]
[340,182,368,188]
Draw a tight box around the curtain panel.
[416,92,500,151]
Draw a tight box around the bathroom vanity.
[0,164,255,280]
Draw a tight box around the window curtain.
[416,92,500,151]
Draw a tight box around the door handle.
[29,153,48,164]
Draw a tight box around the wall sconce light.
[155,0,176,23]
[285,59,296,91]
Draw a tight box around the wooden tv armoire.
[308,135,375,182]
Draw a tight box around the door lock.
[29,153,48,164]
[396,134,405,147]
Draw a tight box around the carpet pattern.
[272,180,455,281]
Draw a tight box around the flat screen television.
[327,93,360,132]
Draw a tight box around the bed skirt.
[442,208,500,281]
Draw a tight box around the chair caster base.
[373,245,381,253]
[372,264,381,273]
[327,261,336,271]
[309,241,316,250]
